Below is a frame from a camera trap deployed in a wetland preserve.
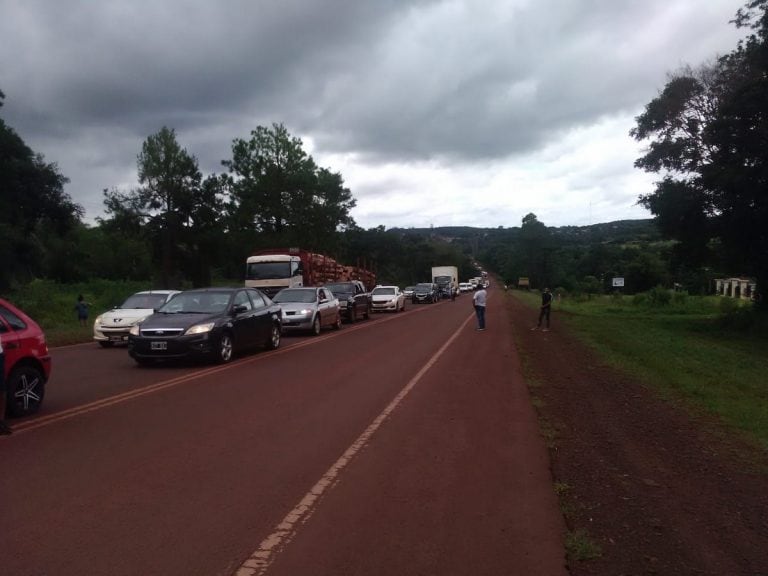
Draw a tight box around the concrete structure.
[714,277,756,300]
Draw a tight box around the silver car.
[272,287,342,335]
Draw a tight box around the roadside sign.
[612,277,625,287]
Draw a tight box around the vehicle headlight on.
[94,314,104,327]
[129,325,140,336]
[185,322,215,335]
[297,308,312,316]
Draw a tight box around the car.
[93,289,180,347]
[403,286,415,298]
[323,281,371,323]
[0,298,52,417]
[370,285,406,312]
[127,287,281,365]
[272,287,342,335]
[412,282,439,304]
[459,282,473,293]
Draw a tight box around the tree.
[223,123,356,255]
[631,1,768,304]
[0,89,83,289]
[102,127,208,287]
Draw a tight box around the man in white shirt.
[0,337,11,435]
[472,286,488,331]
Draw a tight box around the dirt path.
[504,292,768,576]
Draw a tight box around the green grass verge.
[514,289,768,450]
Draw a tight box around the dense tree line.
[631,0,768,306]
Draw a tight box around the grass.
[565,529,603,561]
[514,289,768,450]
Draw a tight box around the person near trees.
[532,287,552,331]
[75,294,91,327]
[534,287,553,330]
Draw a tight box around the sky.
[0,0,750,230]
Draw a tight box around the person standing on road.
[473,285,487,331]
[532,287,552,331]
[0,337,11,435]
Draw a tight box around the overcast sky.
[0,0,749,230]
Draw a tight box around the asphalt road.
[0,291,567,576]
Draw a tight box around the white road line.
[234,312,475,576]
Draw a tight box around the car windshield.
[414,284,433,293]
[372,287,396,295]
[159,291,230,314]
[120,293,171,309]
[273,289,318,303]
[324,283,353,295]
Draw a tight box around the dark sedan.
[412,282,439,304]
[127,287,281,365]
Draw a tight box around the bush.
[648,285,672,306]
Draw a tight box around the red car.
[0,298,52,417]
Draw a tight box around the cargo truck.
[431,266,459,298]
[245,248,375,298]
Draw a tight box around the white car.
[459,282,473,293]
[371,285,406,313]
[94,290,180,347]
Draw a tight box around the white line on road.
[234,312,475,576]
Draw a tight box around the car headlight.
[185,322,215,335]
[94,314,104,326]
[129,325,140,336]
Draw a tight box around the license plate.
[110,336,127,342]
[150,341,167,350]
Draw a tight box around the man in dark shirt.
[532,287,552,331]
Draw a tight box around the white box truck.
[431,266,459,298]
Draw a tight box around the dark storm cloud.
[0,0,747,226]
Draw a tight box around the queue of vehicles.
[1,247,486,419]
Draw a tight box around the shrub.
[648,285,672,306]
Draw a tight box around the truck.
[245,248,375,298]
[431,266,459,299]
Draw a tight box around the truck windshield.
[434,275,451,285]
[246,262,292,280]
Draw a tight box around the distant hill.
[388,219,660,246]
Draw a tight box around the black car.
[128,287,281,365]
[412,282,439,304]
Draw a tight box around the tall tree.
[136,127,202,287]
[223,123,356,255]
[631,1,768,303]
[0,89,83,289]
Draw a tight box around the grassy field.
[513,289,768,450]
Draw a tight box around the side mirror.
[232,304,248,314]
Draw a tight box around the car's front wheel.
[265,323,281,350]
[348,306,356,323]
[216,332,234,363]
[6,364,46,418]
[311,315,321,336]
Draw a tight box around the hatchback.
[0,298,52,417]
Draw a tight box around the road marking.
[234,312,475,575]
[14,309,423,434]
